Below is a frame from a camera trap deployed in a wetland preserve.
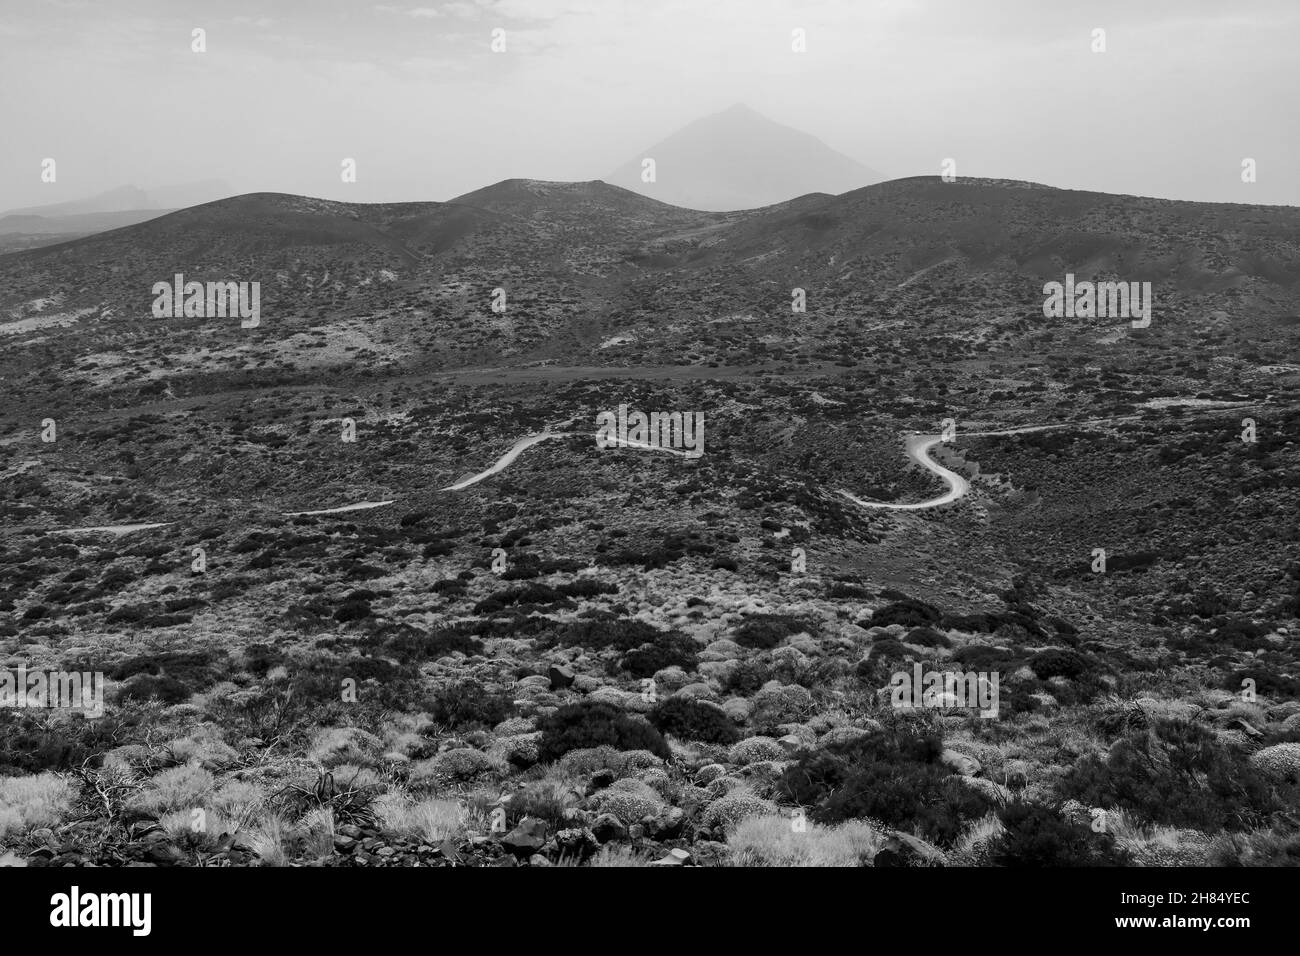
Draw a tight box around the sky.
[1,0,1297,212]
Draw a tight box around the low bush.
[618,632,699,678]
[776,728,991,846]
[1057,718,1283,831]
[990,802,1130,866]
[867,598,941,629]
[427,679,515,730]
[537,700,670,762]
[732,614,812,650]
[118,675,192,705]
[1028,649,1092,680]
[648,697,739,744]
[728,815,882,866]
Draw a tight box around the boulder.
[941,748,982,776]
[501,817,548,857]
[591,813,628,843]
[649,848,693,867]
[872,831,945,867]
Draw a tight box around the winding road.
[50,402,1267,533]
[838,403,1266,511]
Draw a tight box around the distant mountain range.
[0,180,235,250]
[14,176,1297,292]
[606,103,882,211]
[3,176,1297,376]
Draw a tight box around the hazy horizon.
[3,0,1297,213]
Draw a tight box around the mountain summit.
[605,103,882,211]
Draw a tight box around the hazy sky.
[2,0,1297,211]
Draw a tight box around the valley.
[1,176,1298,869]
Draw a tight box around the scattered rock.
[650,848,693,866]
[591,813,628,843]
[872,831,946,867]
[501,817,548,857]
[941,748,981,776]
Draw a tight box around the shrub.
[1249,743,1300,783]
[1028,649,1091,680]
[334,599,371,622]
[473,584,573,613]
[733,614,811,650]
[619,632,699,679]
[869,639,908,662]
[776,729,991,846]
[1058,718,1281,831]
[990,803,1130,867]
[537,700,670,762]
[0,710,137,774]
[597,789,665,824]
[905,627,951,648]
[560,579,618,599]
[827,582,873,600]
[383,624,484,661]
[700,791,778,831]
[537,616,671,653]
[728,815,883,866]
[751,684,815,728]
[648,697,739,744]
[557,745,629,777]
[130,762,216,815]
[505,781,575,828]
[418,748,501,783]
[1205,825,1300,866]
[427,679,515,730]
[952,644,1015,669]
[243,643,285,677]
[0,772,74,839]
[728,736,786,765]
[374,795,464,844]
[618,750,664,773]
[491,732,541,769]
[109,650,219,687]
[1229,667,1300,699]
[118,675,191,705]
[168,728,239,770]
[307,727,385,768]
[721,659,773,695]
[868,598,941,629]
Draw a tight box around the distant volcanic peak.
[704,101,768,123]
[2,180,234,219]
[607,104,882,212]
